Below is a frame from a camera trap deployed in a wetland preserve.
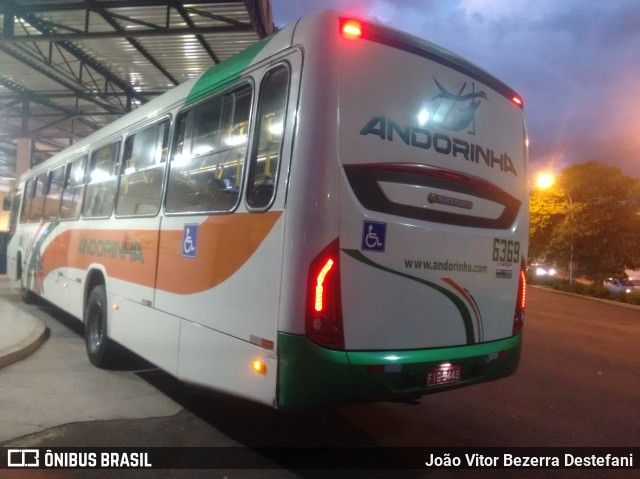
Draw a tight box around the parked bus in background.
[7,10,528,410]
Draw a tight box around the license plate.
[426,363,462,386]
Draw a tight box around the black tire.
[84,285,118,368]
[20,283,37,304]
[19,266,37,305]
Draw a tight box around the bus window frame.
[44,165,65,220]
[59,155,88,221]
[82,139,122,219]
[164,79,255,216]
[115,116,171,218]
[28,173,48,222]
[19,178,35,224]
[245,62,292,213]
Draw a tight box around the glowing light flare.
[252,360,267,375]
[535,172,556,190]
[341,20,363,38]
[224,134,247,146]
[73,169,85,183]
[90,168,111,182]
[314,258,334,312]
[511,95,523,106]
[417,108,430,126]
[268,121,284,136]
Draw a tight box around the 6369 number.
[492,238,520,263]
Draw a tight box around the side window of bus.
[116,120,169,216]
[60,156,87,220]
[28,174,47,222]
[246,64,290,210]
[83,141,120,218]
[44,166,64,220]
[9,193,21,235]
[166,83,252,214]
[19,179,35,223]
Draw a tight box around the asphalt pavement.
[0,275,182,444]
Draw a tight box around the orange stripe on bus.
[156,211,282,294]
[38,211,282,296]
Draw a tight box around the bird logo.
[429,77,487,132]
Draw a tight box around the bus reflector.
[341,19,363,38]
[253,360,267,375]
[306,238,344,349]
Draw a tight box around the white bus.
[7,11,528,410]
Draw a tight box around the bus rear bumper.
[277,332,522,410]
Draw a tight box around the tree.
[531,161,640,283]
[528,186,565,261]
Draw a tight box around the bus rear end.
[278,12,527,409]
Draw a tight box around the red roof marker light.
[341,19,363,38]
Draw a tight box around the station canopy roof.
[0,0,274,180]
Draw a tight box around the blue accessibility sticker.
[182,224,198,258]
[361,221,386,252]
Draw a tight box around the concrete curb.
[0,320,49,369]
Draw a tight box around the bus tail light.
[306,238,344,349]
[341,19,363,38]
[513,260,526,335]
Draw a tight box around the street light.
[535,172,556,190]
[535,172,574,284]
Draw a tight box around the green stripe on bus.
[277,332,522,410]
[342,249,476,345]
[186,37,271,105]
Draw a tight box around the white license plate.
[426,364,462,386]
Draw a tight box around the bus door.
[88,123,171,366]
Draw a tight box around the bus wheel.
[20,270,37,305]
[21,286,36,304]
[84,285,117,368]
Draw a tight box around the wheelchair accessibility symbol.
[182,224,198,258]
[361,221,386,252]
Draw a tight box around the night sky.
[271,0,640,178]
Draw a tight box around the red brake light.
[511,95,523,107]
[341,19,363,38]
[513,260,526,335]
[306,238,344,349]
[520,269,527,310]
[314,259,334,312]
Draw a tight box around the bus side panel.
[178,320,278,407]
[38,236,69,312]
[156,49,300,406]
[108,291,180,376]
[152,213,284,405]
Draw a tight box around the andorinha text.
[360,115,517,176]
[77,238,144,263]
